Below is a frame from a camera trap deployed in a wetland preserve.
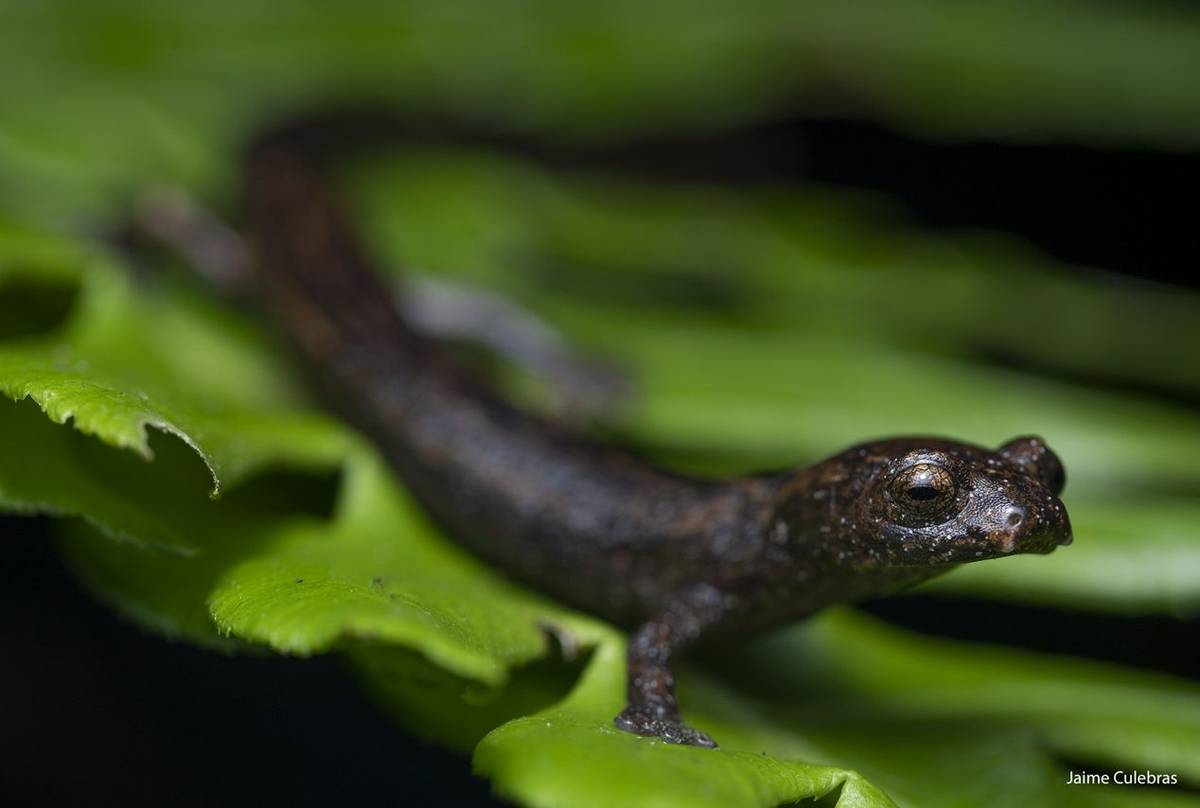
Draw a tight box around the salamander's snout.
[989,488,1072,555]
[994,436,1072,553]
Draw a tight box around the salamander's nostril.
[1004,505,1025,527]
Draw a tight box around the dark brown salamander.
[241,126,1073,748]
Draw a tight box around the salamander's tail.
[244,130,424,374]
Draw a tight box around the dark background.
[2,117,1196,807]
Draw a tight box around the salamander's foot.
[613,708,717,748]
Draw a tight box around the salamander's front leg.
[613,585,727,748]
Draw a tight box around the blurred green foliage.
[5,0,1200,224]
[1,2,1199,807]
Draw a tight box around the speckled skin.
[244,135,1073,748]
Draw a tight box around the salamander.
[238,121,1073,748]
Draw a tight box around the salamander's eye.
[886,462,960,525]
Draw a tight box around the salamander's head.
[775,435,1072,569]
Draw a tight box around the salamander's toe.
[613,708,718,748]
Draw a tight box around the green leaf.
[739,611,1200,783]
[0,231,352,551]
[208,452,607,683]
[0,395,207,552]
[54,471,322,647]
[472,609,1200,808]
[475,641,896,808]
